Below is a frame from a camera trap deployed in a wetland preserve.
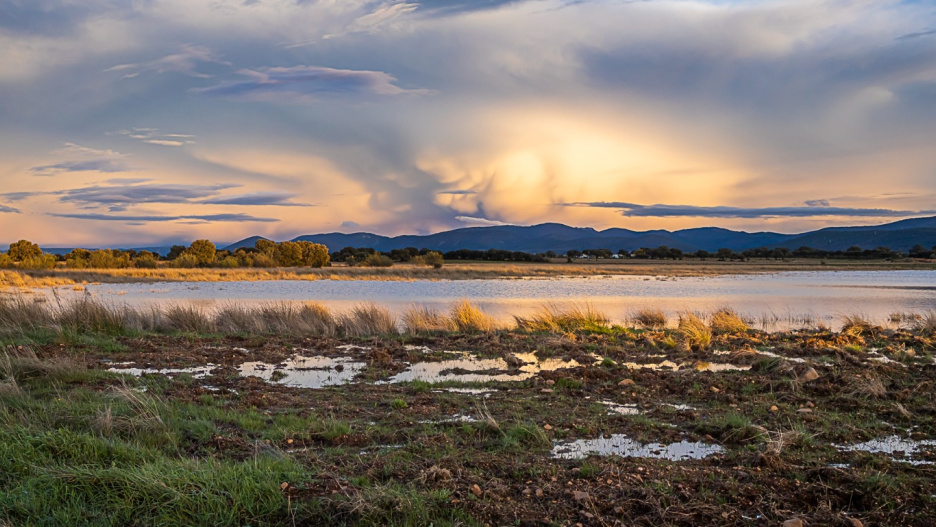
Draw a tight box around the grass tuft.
[709,308,748,334]
[678,313,712,351]
[633,309,667,329]
[401,305,454,334]
[514,303,610,333]
[450,300,497,333]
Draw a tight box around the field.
[2,258,935,290]
[1,299,935,525]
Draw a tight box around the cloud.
[30,159,130,176]
[48,212,279,223]
[566,202,929,219]
[194,65,431,102]
[198,191,311,206]
[804,199,830,207]
[455,215,513,226]
[341,221,360,228]
[56,183,239,207]
[115,128,196,147]
[438,190,478,195]
[896,29,936,40]
[105,44,228,79]
[0,192,39,202]
[0,204,20,213]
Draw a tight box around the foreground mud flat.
[2,323,936,526]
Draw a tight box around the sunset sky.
[2,0,935,247]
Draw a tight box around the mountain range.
[223,216,936,254]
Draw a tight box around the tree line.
[0,239,330,270]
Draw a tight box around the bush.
[360,254,393,267]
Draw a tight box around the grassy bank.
[2,298,936,525]
[3,258,936,290]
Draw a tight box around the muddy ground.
[13,325,936,525]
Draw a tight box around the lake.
[43,270,936,329]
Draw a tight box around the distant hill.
[17,216,936,256]
[289,216,936,254]
[222,236,272,252]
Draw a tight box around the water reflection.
[45,270,936,331]
[239,355,366,388]
[552,434,724,460]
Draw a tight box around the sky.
[1,0,935,247]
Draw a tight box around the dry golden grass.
[678,313,712,351]
[339,303,397,337]
[709,308,749,334]
[450,300,497,333]
[401,305,454,334]
[514,303,610,332]
[633,309,667,329]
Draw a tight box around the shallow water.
[238,355,366,388]
[46,270,936,330]
[382,351,582,384]
[551,434,725,460]
[837,435,936,465]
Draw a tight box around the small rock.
[710,386,720,393]
[535,488,544,498]
[522,488,532,497]
[572,490,590,502]
[782,520,803,527]
[618,379,635,386]
[470,484,482,497]
[769,405,779,412]
[545,379,556,386]
[799,368,820,383]
[848,519,863,527]
[541,389,554,394]
[806,401,815,408]
[571,467,581,474]
[797,408,813,414]
[543,424,553,430]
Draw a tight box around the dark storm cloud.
[566,202,928,219]
[194,65,430,102]
[48,212,279,223]
[30,159,130,176]
[198,191,311,206]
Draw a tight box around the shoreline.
[2,259,935,290]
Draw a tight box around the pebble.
[541,389,554,394]
[543,424,553,430]
[618,379,635,386]
[535,488,544,498]
[797,408,813,414]
[799,368,820,382]
[710,386,720,393]
[470,484,482,497]
[848,518,863,527]
[769,405,779,412]
[572,490,590,502]
[522,488,531,497]
[782,520,803,527]
[545,379,556,386]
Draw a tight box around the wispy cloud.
[105,44,229,79]
[56,183,239,208]
[438,190,478,195]
[566,202,929,219]
[30,159,130,176]
[198,191,312,206]
[0,204,20,214]
[194,65,431,102]
[48,212,279,223]
[896,29,936,40]
[115,128,195,147]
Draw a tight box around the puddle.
[551,434,724,460]
[383,352,581,384]
[239,355,366,389]
[435,388,497,396]
[599,401,640,415]
[619,360,747,372]
[836,435,936,465]
[108,364,217,379]
[418,414,478,424]
[754,349,807,364]
[336,344,372,352]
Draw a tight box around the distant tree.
[133,250,158,269]
[65,248,92,269]
[167,245,187,260]
[274,241,303,267]
[183,239,217,267]
[255,239,276,257]
[296,241,330,268]
[716,248,735,261]
[7,240,42,262]
[694,250,710,261]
